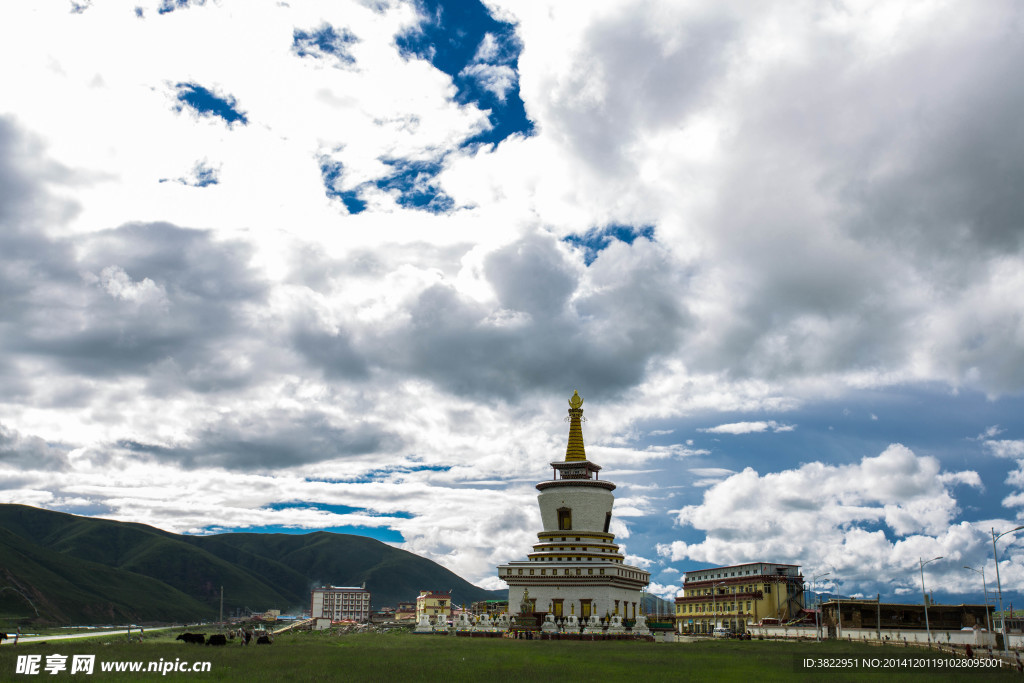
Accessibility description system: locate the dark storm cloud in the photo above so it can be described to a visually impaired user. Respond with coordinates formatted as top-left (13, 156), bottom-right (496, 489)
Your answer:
top-left (538, 4), bottom-right (737, 175)
top-left (0, 423), bottom-right (71, 470)
top-left (643, 5), bottom-right (1024, 393)
top-left (291, 325), bottom-right (368, 380)
top-left (838, 39), bottom-right (1024, 259)
top-left (119, 410), bottom-right (400, 471)
top-left (485, 232), bottom-right (576, 317)
top-left (3, 222), bottom-right (268, 389)
top-left (0, 122), bottom-right (272, 399)
top-left (361, 232), bottom-right (690, 401)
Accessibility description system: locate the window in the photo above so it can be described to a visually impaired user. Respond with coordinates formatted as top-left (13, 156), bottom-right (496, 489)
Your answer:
top-left (558, 508), bottom-right (572, 530)
top-left (604, 511), bottom-right (611, 533)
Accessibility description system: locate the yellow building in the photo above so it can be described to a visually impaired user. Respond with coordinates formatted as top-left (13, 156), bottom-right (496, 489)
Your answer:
top-left (415, 590), bottom-right (451, 623)
top-left (674, 562), bottom-right (804, 634)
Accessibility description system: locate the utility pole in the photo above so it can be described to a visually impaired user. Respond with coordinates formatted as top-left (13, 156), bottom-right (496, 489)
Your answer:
top-left (992, 526), bottom-right (1024, 653)
top-left (220, 586), bottom-right (224, 626)
top-left (919, 556), bottom-right (943, 646)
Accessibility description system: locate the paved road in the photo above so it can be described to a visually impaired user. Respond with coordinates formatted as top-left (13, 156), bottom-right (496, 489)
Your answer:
top-left (2, 626), bottom-right (177, 645)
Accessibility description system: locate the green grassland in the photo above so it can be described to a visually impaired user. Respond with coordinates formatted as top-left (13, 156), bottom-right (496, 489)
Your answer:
top-left (1, 630), bottom-right (1020, 682)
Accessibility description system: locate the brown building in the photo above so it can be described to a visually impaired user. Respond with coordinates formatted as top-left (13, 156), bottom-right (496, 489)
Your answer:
top-left (821, 599), bottom-right (992, 635)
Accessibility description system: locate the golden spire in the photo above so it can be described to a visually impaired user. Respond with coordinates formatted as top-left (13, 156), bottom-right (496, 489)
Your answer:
top-left (565, 390), bottom-right (586, 461)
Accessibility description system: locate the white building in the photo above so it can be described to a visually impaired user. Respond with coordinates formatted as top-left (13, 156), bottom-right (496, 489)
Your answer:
top-left (497, 391), bottom-right (650, 622)
top-left (310, 585), bottom-right (371, 622)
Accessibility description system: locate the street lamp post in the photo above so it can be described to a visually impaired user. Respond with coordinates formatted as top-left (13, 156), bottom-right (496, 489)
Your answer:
top-left (919, 556), bottom-right (943, 646)
top-left (965, 565), bottom-right (992, 632)
top-left (812, 572), bottom-right (830, 642)
top-left (992, 525), bottom-right (1024, 653)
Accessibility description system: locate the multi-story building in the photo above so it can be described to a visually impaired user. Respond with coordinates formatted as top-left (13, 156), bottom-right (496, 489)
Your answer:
top-left (416, 590), bottom-right (452, 623)
top-left (675, 563), bottom-right (804, 634)
top-left (395, 601), bottom-right (417, 621)
top-left (310, 585), bottom-right (372, 622)
top-left (497, 392), bottom-right (650, 622)
top-left (471, 599), bottom-right (508, 617)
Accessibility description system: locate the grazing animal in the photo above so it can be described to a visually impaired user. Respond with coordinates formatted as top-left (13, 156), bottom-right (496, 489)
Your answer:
top-left (256, 635), bottom-right (272, 645)
top-left (206, 634), bottom-right (227, 646)
top-left (0, 632), bottom-right (7, 643)
top-left (176, 633), bottom-right (205, 644)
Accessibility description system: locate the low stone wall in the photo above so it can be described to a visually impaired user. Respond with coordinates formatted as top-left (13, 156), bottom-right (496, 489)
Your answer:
top-left (749, 624), bottom-right (999, 648)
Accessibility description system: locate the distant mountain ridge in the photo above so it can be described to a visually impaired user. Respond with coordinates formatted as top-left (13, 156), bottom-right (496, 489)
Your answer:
top-left (0, 504), bottom-right (502, 625)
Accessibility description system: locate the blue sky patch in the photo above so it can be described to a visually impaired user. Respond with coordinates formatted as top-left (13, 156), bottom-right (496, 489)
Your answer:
top-left (396, 0), bottom-right (533, 147)
top-left (321, 154), bottom-right (456, 215)
top-left (305, 464), bottom-right (452, 485)
top-left (158, 0), bottom-right (193, 15)
top-left (264, 501), bottom-right (414, 519)
top-left (293, 24), bottom-right (359, 67)
top-left (159, 160), bottom-right (219, 187)
top-left (197, 523), bottom-right (405, 544)
top-left (564, 224), bottom-right (656, 265)
top-left (319, 157), bottom-right (366, 214)
top-left (375, 158), bottom-right (454, 213)
top-left (174, 82), bottom-right (248, 126)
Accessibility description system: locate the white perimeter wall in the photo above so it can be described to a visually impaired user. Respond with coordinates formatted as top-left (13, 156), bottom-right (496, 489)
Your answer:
top-left (749, 624), bottom-right (999, 647)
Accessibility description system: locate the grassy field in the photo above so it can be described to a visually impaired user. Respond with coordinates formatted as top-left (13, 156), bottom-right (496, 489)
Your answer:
top-left (1, 629), bottom-right (1020, 682)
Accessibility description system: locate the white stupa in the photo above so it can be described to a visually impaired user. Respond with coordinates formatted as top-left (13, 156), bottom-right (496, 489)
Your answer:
top-left (497, 391), bottom-right (650, 625)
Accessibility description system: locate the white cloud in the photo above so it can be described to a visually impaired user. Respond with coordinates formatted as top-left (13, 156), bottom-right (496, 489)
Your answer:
top-left (647, 582), bottom-right (681, 601)
top-left (976, 425), bottom-right (1005, 440)
top-left (459, 63), bottom-right (517, 101)
top-left (657, 444), bottom-right (992, 594)
top-left (986, 440), bottom-right (1024, 459)
top-left (699, 420), bottom-right (794, 435)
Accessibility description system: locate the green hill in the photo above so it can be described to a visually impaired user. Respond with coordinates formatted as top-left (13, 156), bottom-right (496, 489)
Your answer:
top-left (0, 504), bottom-right (502, 625)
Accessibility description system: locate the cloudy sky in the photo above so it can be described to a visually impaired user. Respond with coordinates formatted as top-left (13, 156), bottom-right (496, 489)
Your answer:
top-left (2, 0), bottom-right (1024, 607)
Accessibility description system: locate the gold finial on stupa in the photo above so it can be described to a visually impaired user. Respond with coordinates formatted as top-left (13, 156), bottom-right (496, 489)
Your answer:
top-left (569, 390), bottom-right (583, 409)
top-left (565, 390), bottom-right (586, 462)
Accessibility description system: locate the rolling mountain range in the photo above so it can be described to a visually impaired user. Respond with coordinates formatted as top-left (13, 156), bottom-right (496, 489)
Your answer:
top-left (0, 504), bottom-right (502, 625)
